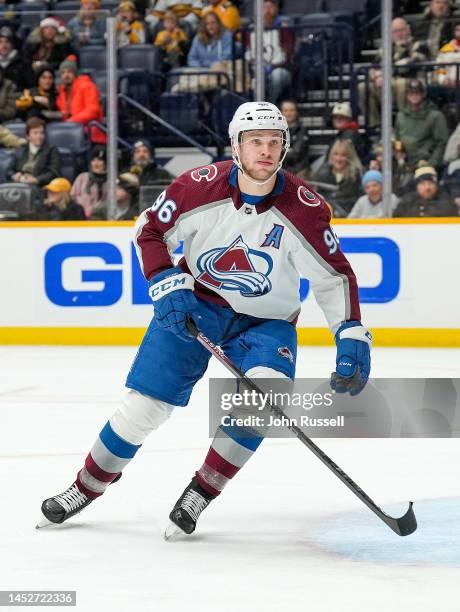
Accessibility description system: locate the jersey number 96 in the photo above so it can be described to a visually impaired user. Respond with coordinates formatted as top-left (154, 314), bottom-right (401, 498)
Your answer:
top-left (150, 190), bottom-right (177, 224)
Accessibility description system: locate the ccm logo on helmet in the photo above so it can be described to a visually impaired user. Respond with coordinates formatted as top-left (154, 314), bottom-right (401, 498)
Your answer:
top-left (297, 186), bottom-right (321, 207)
top-left (191, 165), bottom-right (218, 182)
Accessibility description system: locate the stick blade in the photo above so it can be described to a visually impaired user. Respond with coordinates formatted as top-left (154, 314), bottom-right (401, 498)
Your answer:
top-left (382, 501), bottom-right (417, 537)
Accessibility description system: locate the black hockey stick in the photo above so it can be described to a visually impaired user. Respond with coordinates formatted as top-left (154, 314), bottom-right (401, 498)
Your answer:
top-left (186, 319), bottom-right (417, 537)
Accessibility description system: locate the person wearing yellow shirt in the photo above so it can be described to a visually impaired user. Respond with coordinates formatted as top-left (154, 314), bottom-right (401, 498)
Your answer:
top-left (202, 0), bottom-right (240, 32)
top-left (116, 1), bottom-right (146, 47)
top-left (154, 10), bottom-right (188, 67)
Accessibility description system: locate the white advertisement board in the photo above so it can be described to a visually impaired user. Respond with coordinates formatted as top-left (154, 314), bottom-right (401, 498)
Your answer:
top-left (0, 220), bottom-right (459, 346)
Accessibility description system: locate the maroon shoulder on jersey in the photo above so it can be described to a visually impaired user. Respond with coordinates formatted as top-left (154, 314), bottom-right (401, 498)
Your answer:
top-left (135, 160), bottom-right (234, 281)
top-left (276, 171), bottom-right (361, 322)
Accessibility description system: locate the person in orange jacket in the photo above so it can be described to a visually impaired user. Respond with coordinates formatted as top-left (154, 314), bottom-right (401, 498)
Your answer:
top-left (55, 55), bottom-right (106, 144)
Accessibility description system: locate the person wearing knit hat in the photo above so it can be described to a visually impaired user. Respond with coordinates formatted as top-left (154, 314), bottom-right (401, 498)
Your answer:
top-left (348, 169), bottom-right (399, 218)
top-left (68, 0), bottom-right (106, 48)
top-left (394, 164), bottom-right (457, 217)
top-left (116, 0), bottom-right (145, 47)
top-left (71, 146), bottom-right (108, 217)
top-left (128, 139), bottom-right (174, 186)
top-left (89, 171), bottom-right (139, 220)
top-left (23, 16), bottom-right (74, 72)
top-left (55, 55), bottom-right (106, 144)
top-left (0, 26), bottom-right (34, 90)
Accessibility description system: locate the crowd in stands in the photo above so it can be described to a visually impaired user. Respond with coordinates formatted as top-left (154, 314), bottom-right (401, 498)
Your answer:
top-left (0, 0), bottom-right (459, 219)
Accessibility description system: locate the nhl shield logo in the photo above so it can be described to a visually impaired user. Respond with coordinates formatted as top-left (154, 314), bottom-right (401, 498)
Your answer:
top-left (197, 235), bottom-right (273, 297)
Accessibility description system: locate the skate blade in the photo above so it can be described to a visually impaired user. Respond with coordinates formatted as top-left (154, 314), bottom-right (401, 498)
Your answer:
top-left (35, 515), bottom-right (57, 529)
top-left (164, 520), bottom-right (187, 541)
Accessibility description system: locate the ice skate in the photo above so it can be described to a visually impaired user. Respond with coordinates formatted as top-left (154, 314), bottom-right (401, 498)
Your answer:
top-left (36, 482), bottom-right (93, 528)
top-left (164, 477), bottom-right (213, 540)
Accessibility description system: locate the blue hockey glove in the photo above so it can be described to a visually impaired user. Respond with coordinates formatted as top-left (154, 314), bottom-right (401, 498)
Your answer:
top-left (330, 320), bottom-right (372, 396)
top-left (148, 267), bottom-right (200, 342)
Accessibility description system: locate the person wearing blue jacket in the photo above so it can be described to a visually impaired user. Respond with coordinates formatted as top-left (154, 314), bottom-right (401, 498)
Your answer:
top-left (187, 12), bottom-right (233, 67)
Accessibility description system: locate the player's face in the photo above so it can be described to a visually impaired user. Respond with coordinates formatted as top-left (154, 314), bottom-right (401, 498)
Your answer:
top-left (237, 130), bottom-right (283, 181)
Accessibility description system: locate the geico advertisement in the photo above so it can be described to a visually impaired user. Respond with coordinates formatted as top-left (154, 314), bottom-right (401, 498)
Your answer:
top-left (0, 223), bottom-right (458, 329)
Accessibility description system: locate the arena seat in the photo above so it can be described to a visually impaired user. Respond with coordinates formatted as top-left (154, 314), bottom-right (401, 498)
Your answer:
top-left (3, 122), bottom-right (27, 139)
top-left (119, 45), bottom-right (160, 72)
top-left (79, 45), bottom-right (107, 72)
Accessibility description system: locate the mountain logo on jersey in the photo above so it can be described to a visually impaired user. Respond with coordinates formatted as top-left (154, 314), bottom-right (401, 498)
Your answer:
top-left (298, 185), bottom-right (321, 207)
top-left (191, 164), bottom-right (218, 182)
top-left (197, 236), bottom-right (273, 297)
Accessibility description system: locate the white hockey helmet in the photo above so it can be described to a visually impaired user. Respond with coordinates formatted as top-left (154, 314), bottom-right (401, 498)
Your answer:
top-left (228, 101), bottom-right (290, 184)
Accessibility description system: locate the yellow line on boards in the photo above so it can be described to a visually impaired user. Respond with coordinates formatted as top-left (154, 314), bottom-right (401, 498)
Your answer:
top-left (0, 218), bottom-right (459, 229)
top-left (0, 327), bottom-right (459, 347)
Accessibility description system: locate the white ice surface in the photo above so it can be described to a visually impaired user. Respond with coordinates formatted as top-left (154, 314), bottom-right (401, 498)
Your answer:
top-left (1, 346), bottom-right (459, 612)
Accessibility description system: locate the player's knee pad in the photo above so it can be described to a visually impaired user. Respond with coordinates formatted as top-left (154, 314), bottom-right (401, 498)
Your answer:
top-left (245, 366), bottom-right (289, 379)
top-left (110, 389), bottom-right (174, 445)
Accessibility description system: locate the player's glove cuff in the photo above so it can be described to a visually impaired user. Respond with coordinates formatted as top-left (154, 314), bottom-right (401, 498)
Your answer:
top-left (335, 321), bottom-right (372, 346)
top-left (148, 267), bottom-right (195, 302)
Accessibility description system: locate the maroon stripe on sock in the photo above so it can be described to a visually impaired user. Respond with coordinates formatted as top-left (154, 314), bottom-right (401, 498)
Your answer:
top-left (76, 473), bottom-right (103, 499)
top-left (205, 447), bottom-right (240, 479)
top-left (85, 453), bottom-right (120, 483)
top-left (195, 472), bottom-right (220, 497)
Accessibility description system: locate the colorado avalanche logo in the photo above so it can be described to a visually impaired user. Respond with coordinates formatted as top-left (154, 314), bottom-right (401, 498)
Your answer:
top-left (191, 164), bottom-right (218, 182)
top-left (197, 236), bottom-right (273, 297)
top-left (297, 185), bottom-right (321, 207)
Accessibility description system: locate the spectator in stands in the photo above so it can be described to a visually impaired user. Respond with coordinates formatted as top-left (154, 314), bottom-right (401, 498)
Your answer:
top-left (442, 123), bottom-right (460, 198)
top-left (23, 17), bottom-right (74, 72)
top-left (128, 139), bottom-right (174, 185)
top-left (431, 19), bottom-right (460, 116)
top-left (413, 0), bottom-right (456, 59)
top-left (55, 55), bottom-right (106, 144)
top-left (116, 1), bottom-right (146, 47)
top-left (326, 102), bottom-right (366, 162)
top-left (280, 99), bottom-right (309, 176)
top-left (146, 1), bottom-right (202, 36)
top-left (16, 65), bottom-right (59, 122)
top-left (348, 170), bottom-right (399, 218)
top-left (0, 124), bottom-right (25, 149)
top-left (444, 121), bottom-right (460, 163)
top-left (435, 21), bottom-right (460, 84)
top-left (187, 12), bottom-right (233, 68)
top-left (394, 165), bottom-right (457, 216)
top-left (154, 9), bottom-right (188, 70)
top-left (312, 139), bottom-right (363, 217)
top-left (369, 140), bottom-right (413, 196)
top-left (90, 171), bottom-right (139, 220)
top-left (246, 0), bottom-right (293, 104)
top-left (0, 26), bottom-right (34, 91)
top-left (68, 0), bottom-right (107, 48)
top-left (395, 78), bottom-right (449, 170)
top-left (36, 177), bottom-right (86, 220)
top-left (202, 0), bottom-right (240, 32)
top-left (358, 18), bottom-right (429, 127)
top-left (7, 118), bottom-right (61, 187)
top-left (71, 145), bottom-right (107, 218)
top-left (0, 65), bottom-right (17, 123)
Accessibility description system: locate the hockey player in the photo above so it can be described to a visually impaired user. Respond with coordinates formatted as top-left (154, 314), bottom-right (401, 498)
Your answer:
top-left (38, 102), bottom-right (371, 536)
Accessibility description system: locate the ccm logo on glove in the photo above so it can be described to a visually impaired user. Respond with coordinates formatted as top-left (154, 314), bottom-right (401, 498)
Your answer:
top-left (149, 273), bottom-right (195, 301)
